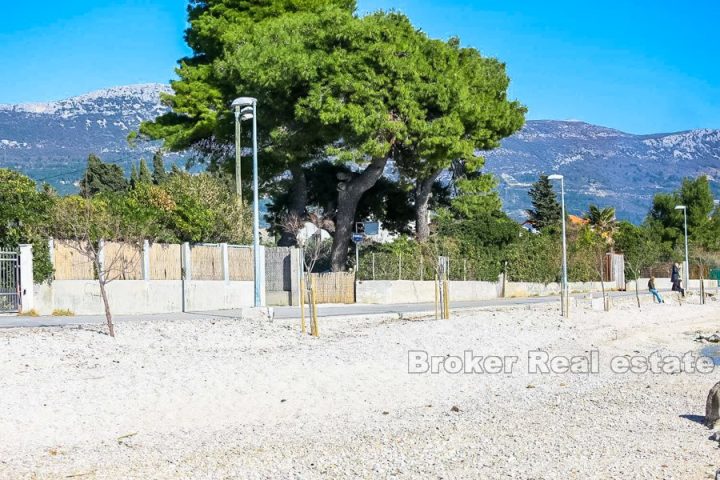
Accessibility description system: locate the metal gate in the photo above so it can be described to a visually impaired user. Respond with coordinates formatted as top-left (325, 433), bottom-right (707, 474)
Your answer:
top-left (0, 251), bottom-right (20, 313)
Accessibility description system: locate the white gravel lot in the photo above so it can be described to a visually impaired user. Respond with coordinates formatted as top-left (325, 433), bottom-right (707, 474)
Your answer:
top-left (1, 297), bottom-right (720, 479)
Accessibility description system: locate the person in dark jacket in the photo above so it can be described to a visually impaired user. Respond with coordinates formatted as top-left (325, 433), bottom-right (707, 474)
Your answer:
top-left (671, 263), bottom-right (685, 297)
top-left (648, 276), bottom-right (664, 303)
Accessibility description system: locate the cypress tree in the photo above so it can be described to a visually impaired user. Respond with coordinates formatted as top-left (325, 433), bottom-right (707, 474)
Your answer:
top-left (80, 154), bottom-right (128, 196)
top-left (526, 175), bottom-right (561, 230)
top-left (130, 163), bottom-right (139, 188)
top-left (152, 150), bottom-right (167, 184)
top-left (138, 158), bottom-right (152, 184)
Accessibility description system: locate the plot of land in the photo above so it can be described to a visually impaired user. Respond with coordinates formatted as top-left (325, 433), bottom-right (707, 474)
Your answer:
top-left (1, 299), bottom-right (719, 479)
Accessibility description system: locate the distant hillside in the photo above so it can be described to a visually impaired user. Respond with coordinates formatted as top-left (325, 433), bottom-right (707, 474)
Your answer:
top-left (0, 83), bottom-right (177, 194)
top-left (484, 120), bottom-right (720, 223)
top-left (1, 85), bottom-right (719, 222)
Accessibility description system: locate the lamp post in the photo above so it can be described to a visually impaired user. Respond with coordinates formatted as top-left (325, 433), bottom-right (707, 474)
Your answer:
top-left (232, 97), bottom-right (262, 307)
top-left (232, 105), bottom-right (253, 201)
top-left (674, 205), bottom-right (689, 287)
top-left (548, 174), bottom-right (568, 317)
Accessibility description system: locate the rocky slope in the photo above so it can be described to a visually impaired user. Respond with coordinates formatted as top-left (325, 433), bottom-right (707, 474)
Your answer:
top-left (485, 120), bottom-right (720, 222)
top-left (1, 85), bottom-right (719, 221)
top-left (0, 83), bottom-right (173, 193)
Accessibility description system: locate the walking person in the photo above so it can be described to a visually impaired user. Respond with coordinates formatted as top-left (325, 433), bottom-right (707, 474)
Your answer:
top-left (648, 276), bottom-right (664, 303)
top-left (671, 263), bottom-right (685, 297)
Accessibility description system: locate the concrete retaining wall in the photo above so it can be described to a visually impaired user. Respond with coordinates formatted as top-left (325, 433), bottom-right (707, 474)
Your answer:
top-left (354, 280), bottom-right (500, 304)
top-left (33, 280), bottom-right (253, 316)
top-left (356, 280), bottom-right (617, 305)
top-left (625, 277), bottom-right (719, 292)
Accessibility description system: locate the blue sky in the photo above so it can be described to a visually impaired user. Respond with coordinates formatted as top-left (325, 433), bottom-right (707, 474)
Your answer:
top-left (1, 0), bottom-right (718, 134)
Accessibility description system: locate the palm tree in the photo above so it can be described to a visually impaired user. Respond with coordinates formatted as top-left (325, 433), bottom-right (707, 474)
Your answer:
top-left (587, 205), bottom-right (618, 250)
top-left (586, 205), bottom-right (619, 309)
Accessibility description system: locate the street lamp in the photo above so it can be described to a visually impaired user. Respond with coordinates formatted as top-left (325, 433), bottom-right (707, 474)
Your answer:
top-left (232, 103), bottom-right (254, 200)
top-left (548, 174), bottom-right (568, 317)
top-left (232, 96), bottom-right (262, 307)
top-left (674, 205), bottom-right (689, 287)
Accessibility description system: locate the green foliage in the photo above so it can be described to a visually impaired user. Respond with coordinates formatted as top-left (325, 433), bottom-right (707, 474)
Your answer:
top-left (138, 158), bottom-right (152, 185)
top-left (614, 221), bottom-right (669, 280)
top-left (433, 210), bottom-right (523, 280)
top-left (527, 175), bottom-right (561, 231)
top-left (0, 169), bottom-right (54, 282)
top-left (586, 204), bottom-right (618, 248)
top-left (568, 225), bottom-right (605, 282)
top-left (79, 154), bottom-right (128, 196)
top-left (450, 173), bottom-right (503, 219)
top-left (51, 171), bottom-right (251, 246)
top-left (647, 176), bottom-right (716, 249)
top-left (130, 164), bottom-right (138, 188)
top-left (152, 151), bottom-right (167, 184)
top-left (505, 232), bottom-right (562, 283)
top-left (162, 172), bottom-right (251, 243)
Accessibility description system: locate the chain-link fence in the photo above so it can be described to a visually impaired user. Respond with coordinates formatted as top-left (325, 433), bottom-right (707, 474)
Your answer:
top-left (357, 251), bottom-right (503, 281)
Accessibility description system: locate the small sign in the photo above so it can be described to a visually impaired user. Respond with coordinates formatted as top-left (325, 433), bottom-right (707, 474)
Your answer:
top-left (352, 234), bottom-right (364, 243)
top-left (363, 222), bottom-right (380, 236)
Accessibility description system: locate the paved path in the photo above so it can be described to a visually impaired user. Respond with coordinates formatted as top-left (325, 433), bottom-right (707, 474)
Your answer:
top-left (0, 290), bottom-right (649, 329)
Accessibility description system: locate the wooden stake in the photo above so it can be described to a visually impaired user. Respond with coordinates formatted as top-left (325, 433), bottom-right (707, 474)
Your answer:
top-left (300, 273), bottom-right (306, 334)
top-left (310, 275), bottom-right (319, 337)
top-left (443, 280), bottom-right (450, 319)
top-left (434, 274), bottom-right (439, 320)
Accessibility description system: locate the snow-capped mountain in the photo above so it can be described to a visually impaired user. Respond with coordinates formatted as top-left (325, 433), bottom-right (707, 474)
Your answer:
top-left (1, 84), bottom-right (719, 222)
top-left (484, 120), bottom-right (720, 223)
top-left (0, 83), bottom-right (173, 193)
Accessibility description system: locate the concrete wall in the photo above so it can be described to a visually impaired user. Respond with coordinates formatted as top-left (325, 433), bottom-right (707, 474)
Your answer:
top-left (505, 281), bottom-right (616, 298)
top-left (356, 280), bottom-right (616, 305)
top-left (625, 277), bottom-right (719, 292)
top-left (33, 280), bottom-right (253, 316)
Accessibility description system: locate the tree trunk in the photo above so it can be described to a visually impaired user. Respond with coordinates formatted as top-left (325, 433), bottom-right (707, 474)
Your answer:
top-left (599, 257), bottom-right (608, 311)
top-left (635, 276), bottom-right (640, 309)
top-left (330, 156), bottom-right (389, 271)
top-left (415, 170), bottom-right (441, 242)
top-left (278, 164), bottom-right (308, 247)
top-left (98, 280), bottom-right (115, 337)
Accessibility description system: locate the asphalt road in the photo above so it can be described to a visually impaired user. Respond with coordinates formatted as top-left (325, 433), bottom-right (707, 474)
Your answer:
top-left (0, 290), bottom-right (645, 329)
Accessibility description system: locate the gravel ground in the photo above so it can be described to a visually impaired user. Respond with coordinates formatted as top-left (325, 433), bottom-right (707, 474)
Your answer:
top-left (1, 297), bottom-right (719, 479)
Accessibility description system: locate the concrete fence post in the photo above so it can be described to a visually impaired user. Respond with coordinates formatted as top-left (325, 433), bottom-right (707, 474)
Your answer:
top-left (142, 240), bottom-right (151, 281)
top-left (18, 244), bottom-right (34, 312)
top-left (182, 242), bottom-right (192, 281)
top-left (181, 242), bottom-right (191, 313)
top-left (220, 243), bottom-right (229, 283)
top-left (257, 245), bottom-right (267, 307)
top-left (290, 248), bottom-right (301, 306)
top-left (48, 237), bottom-right (55, 270)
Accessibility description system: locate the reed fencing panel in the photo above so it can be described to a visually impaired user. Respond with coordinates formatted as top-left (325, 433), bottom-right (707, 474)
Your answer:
top-left (149, 243), bottom-right (182, 280)
top-left (191, 244), bottom-right (223, 280)
top-left (53, 241), bottom-right (95, 280)
top-left (103, 242), bottom-right (143, 280)
top-left (228, 246), bottom-right (253, 281)
top-left (309, 272), bottom-right (355, 304)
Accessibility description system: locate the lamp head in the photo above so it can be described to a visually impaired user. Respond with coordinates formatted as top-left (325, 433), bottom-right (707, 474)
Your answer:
top-left (231, 97), bottom-right (257, 109)
top-left (547, 174), bottom-right (563, 180)
top-left (239, 106), bottom-right (253, 120)
top-left (674, 205), bottom-right (686, 210)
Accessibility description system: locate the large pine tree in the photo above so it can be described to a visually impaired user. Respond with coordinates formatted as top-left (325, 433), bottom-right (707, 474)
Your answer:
top-left (526, 175), bottom-right (561, 230)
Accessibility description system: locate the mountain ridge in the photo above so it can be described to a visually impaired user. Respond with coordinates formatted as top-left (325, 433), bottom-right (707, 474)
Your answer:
top-left (1, 84), bottom-right (719, 222)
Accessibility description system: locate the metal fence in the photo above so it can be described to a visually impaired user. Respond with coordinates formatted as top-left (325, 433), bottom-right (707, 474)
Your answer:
top-left (357, 252), bottom-right (497, 281)
top-left (0, 251), bottom-right (19, 313)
